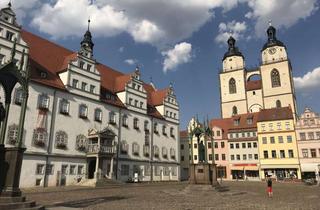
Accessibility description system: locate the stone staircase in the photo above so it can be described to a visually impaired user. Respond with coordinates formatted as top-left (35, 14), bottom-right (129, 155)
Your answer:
top-left (0, 196), bottom-right (44, 210)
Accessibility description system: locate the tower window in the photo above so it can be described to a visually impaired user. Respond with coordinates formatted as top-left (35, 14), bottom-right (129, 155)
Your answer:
top-left (229, 78), bottom-right (236, 94)
top-left (232, 106), bottom-right (238, 115)
top-left (6, 31), bottom-right (14, 41)
top-left (276, 100), bottom-right (281, 108)
top-left (271, 69), bottom-right (281, 87)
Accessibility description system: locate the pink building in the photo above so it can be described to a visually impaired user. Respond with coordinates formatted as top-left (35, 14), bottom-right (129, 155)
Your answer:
top-left (210, 119), bottom-right (230, 179)
top-left (296, 108), bottom-right (320, 180)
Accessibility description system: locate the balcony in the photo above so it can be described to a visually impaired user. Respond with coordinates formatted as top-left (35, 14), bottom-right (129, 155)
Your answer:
top-left (87, 144), bottom-right (116, 155)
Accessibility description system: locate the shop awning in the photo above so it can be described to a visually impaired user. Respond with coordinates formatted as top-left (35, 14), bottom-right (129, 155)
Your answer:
top-left (300, 164), bottom-right (320, 172)
top-left (260, 164), bottom-right (300, 169)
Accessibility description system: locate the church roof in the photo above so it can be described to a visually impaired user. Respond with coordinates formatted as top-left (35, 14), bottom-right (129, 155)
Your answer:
top-left (21, 29), bottom-right (168, 118)
top-left (246, 80), bottom-right (262, 91)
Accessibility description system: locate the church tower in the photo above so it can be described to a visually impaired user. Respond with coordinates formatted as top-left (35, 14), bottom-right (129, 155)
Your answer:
top-left (260, 24), bottom-right (297, 118)
top-left (219, 36), bottom-right (247, 118)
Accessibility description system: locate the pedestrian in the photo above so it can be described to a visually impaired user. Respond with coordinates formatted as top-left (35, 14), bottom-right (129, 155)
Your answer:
top-left (267, 176), bottom-right (273, 198)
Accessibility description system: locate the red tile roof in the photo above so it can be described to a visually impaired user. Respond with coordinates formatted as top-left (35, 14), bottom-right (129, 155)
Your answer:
top-left (210, 118), bottom-right (231, 139)
top-left (246, 80), bottom-right (262, 91)
top-left (21, 29), bottom-right (170, 117)
top-left (228, 112), bottom-right (259, 131)
top-left (180, 130), bottom-right (188, 138)
top-left (257, 107), bottom-right (293, 122)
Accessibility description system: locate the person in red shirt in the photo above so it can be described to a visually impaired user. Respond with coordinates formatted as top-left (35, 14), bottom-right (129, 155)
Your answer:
top-left (267, 176), bottom-right (273, 198)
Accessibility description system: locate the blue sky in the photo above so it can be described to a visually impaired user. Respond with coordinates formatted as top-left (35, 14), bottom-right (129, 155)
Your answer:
top-left (2, 0), bottom-right (320, 129)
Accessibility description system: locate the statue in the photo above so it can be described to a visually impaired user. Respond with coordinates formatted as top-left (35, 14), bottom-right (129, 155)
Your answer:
top-left (198, 140), bottom-right (205, 162)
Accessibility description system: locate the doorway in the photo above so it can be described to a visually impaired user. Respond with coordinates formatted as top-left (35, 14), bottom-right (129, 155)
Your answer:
top-left (88, 159), bottom-right (96, 179)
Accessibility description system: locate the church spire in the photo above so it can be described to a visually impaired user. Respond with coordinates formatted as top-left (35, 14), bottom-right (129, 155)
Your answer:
top-left (223, 36), bottom-right (244, 60)
top-left (262, 21), bottom-right (285, 51)
top-left (80, 18), bottom-right (94, 55)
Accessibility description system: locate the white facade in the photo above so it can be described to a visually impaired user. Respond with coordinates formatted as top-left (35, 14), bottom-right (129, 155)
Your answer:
top-left (0, 4), bottom-right (180, 188)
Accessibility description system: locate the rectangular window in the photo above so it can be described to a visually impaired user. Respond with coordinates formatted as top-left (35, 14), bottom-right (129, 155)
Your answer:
top-left (87, 64), bottom-right (92, 71)
top-left (235, 143), bottom-right (239, 149)
top-left (253, 142), bottom-right (257, 148)
top-left (263, 151), bottom-right (268, 159)
top-left (242, 132), bottom-right (245, 138)
top-left (77, 165), bottom-right (84, 175)
top-left (247, 118), bottom-right (253, 125)
top-left (285, 122), bottom-right (290, 130)
top-left (261, 124), bottom-right (266, 131)
top-left (214, 142), bottom-right (218, 148)
top-left (208, 154), bottom-right (212, 160)
top-left (6, 31), bottom-right (14, 41)
top-left (61, 165), bottom-right (68, 175)
top-left (262, 137), bottom-right (267, 144)
top-left (79, 61), bottom-right (85, 69)
top-left (140, 102), bottom-right (143, 108)
top-left (316, 132), bottom-right (320, 140)
top-left (46, 164), bottom-right (54, 175)
top-left (271, 150), bottom-right (276, 158)
top-left (278, 136), bottom-right (284, 143)
top-left (311, 149), bottom-right (317, 158)
top-left (194, 143), bottom-right (197, 149)
top-left (288, 150), bottom-right (294, 158)
top-left (269, 123), bottom-right (273, 131)
top-left (280, 150), bottom-right (285, 158)
top-left (248, 154), bottom-right (253, 160)
top-left (194, 155), bottom-right (197, 160)
top-left (231, 155), bottom-right (234, 160)
top-left (277, 122), bottom-right (281, 130)
top-left (70, 165), bottom-right (76, 175)
top-left (72, 79), bottom-right (78, 88)
top-left (180, 144), bottom-right (184, 150)
top-left (270, 137), bottom-right (275, 144)
top-left (302, 149), bottom-right (308, 158)
top-left (129, 98), bottom-right (133, 105)
top-left (248, 142), bottom-right (252, 148)
top-left (81, 82), bottom-right (87, 91)
top-left (242, 143), bottom-right (246, 148)
top-left (234, 119), bottom-right (240, 126)
top-left (208, 142), bottom-right (212, 149)
top-left (36, 164), bottom-right (45, 175)
top-left (254, 154), bottom-right (258, 160)
top-left (222, 154), bottom-right (226, 160)
top-left (90, 85), bottom-right (95, 93)
top-left (217, 131), bottom-right (221, 136)
top-left (287, 135), bottom-right (293, 143)
top-left (230, 143), bottom-right (234, 149)
top-left (181, 156), bottom-right (184, 161)
top-left (221, 142), bottom-right (225, 148)
top-left (121, 165), bottom-right (129, 176)
top-left (243, 154), bottom-right (247, 160)
top-left (300, 132), bottom-right (306, 140)
top-left (215, 154), bottom-right (219, 161)
top-left (236, 154), bottom-right (240, 160)
top-left (308, 132), bottom-right (315, 140)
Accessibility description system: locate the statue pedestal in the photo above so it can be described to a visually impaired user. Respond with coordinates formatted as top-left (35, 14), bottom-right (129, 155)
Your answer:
top-left (189, 163), bottom-right (212, 185)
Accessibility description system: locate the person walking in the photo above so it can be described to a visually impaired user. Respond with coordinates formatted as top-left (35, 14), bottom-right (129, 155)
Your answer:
top-left (267, 176), bottom-right (273, 198)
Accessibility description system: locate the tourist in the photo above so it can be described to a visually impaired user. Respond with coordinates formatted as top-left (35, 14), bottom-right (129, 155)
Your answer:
top-left (267, 176), bottom-right (273, 198)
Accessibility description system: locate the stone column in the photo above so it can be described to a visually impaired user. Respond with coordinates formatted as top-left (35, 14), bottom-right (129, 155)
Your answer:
top-left (95, 156), bottom-right (100, 179)
top-left (109, 157), bottom-right (114, 179)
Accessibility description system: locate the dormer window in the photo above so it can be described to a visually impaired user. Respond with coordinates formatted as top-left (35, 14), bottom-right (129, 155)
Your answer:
top-left (38, 94), bottom-right (49, 110)
top-left (79, 61), bottom-right (85, 69)
top-left (6, 31), bottom-right (14, 41)
top-left (40, 72), bottom-right (47, 79)
top-left (234, 119), bottom-right (240, 126)
top-left (60, 99), bottom-right (70, 115)
top-left (247, 117), bottom-right (253, 125)
top-left (87, 64), bottom-right (91, 71)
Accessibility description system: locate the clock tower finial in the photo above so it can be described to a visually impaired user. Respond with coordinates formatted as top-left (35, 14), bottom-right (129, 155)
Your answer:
top-left (80, 18), bottom-right (94, 57)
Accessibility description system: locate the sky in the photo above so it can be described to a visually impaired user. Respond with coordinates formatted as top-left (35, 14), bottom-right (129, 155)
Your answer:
top-left (2, 0), bottom-right (320, 129)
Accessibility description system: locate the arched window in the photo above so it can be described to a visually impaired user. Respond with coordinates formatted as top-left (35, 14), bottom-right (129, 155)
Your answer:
top-left (276, 100), bottom-right (281, 108)
top-left (229, 78), bottom-right (236, 94)
top-left (271, 69), bottom-right (281, 87)
top-left (232, 106), bottom-right (238, 115)
top-left (33, 128), bottom-right (48, 147)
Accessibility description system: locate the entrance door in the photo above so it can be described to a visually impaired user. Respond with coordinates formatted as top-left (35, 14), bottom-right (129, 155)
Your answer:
top-left (88, 159), bottom-right (96, 179)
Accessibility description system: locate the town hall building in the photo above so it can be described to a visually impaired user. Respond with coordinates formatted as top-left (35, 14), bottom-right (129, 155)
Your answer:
top-left (0, 3), bottom-right (180, 188)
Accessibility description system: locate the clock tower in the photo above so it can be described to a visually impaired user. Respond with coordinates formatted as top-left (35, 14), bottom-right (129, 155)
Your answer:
top-left (260, 24), bottom-right (297, 119)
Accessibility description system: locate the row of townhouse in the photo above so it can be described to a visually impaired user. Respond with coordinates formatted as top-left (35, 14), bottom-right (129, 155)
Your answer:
top-left (0, 4), bottom-right (180, 188)
top-left (182, 107), bottom-right (320, 181)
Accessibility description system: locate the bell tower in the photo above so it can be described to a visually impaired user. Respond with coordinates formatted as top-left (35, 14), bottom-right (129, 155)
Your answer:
top-left (219, 36), bottom-right (247, 118)
top-left (79, 19), bottom-right (94, 59)
top-left (260, 23), bottom-right (297, 118)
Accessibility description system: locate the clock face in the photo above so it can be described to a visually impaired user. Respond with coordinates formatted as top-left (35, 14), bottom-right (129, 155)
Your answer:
top-left (268, 47), bottom-right (276, 55)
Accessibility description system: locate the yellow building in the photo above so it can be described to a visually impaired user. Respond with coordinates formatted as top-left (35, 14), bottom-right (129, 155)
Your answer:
top-left (257, 107), bottom-right (301, 180)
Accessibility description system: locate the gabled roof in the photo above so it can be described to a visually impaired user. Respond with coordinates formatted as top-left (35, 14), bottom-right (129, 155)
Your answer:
top-left (228, 112), bottom-right (259, 131)
top-left (257, 107), bottom-right (293, 122)
top-left (210, 118), bottom-right (231, 139)
top-left (21, 29), bottom-right (171, 118)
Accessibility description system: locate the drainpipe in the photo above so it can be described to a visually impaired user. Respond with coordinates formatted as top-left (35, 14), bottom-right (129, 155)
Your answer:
top-left (44, 90), bottom-right (57, 187)
top-left (115, 108), bottom-right (121, 180)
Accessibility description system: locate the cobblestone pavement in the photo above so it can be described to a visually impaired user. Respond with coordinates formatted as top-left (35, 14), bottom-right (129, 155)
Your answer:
top-left (22, 181), bottom-right (320, 210)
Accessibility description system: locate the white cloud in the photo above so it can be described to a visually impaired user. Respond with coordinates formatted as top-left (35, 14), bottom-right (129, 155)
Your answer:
top-left (0, 0), bottom-right (40, 23)
top-left (27, 0), bottom-right (240, 47)
top-left (244, 0), bottom-right (318, 36)
top-left (118, 46), bottom-right (124, 53)
top-left (215, 21), bottom-right (247, 44)
top-left (294, 67), bottom-right (320, 90)
top-left (124, 59), bottom-right (138, 65)
top-left (162, 42), bottom-right (192, 73)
